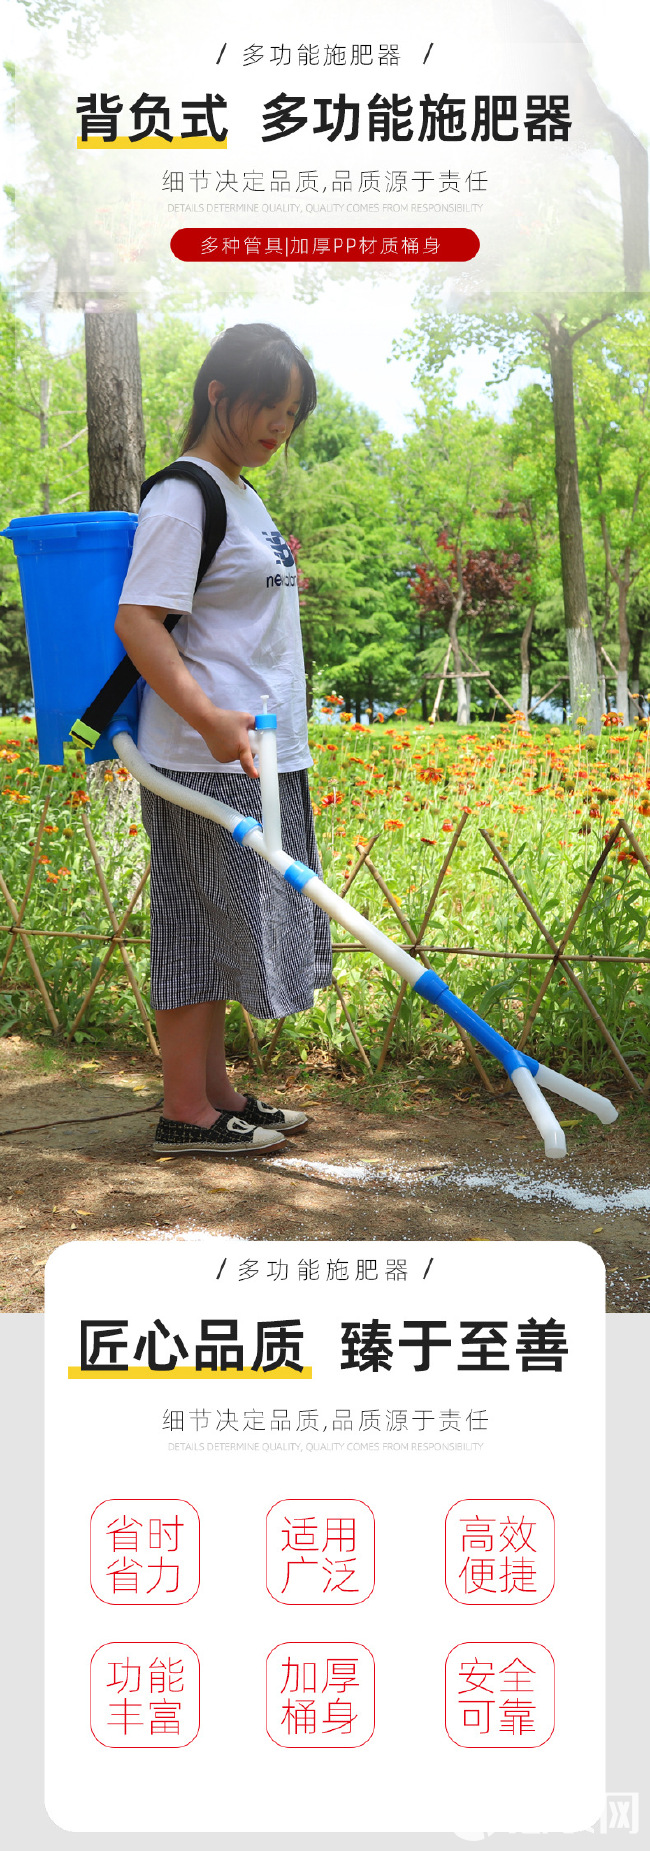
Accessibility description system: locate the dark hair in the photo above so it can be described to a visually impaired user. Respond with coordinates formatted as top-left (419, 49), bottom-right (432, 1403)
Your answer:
top-left (180, 322), bottom-right (317, 453)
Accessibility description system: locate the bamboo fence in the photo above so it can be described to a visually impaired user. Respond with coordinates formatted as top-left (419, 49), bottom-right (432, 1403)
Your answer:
top-left (1, 798), bottom-right (650, 1094)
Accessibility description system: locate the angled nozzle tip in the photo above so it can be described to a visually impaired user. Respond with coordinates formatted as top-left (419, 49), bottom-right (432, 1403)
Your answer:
top-left (544, 1129), bottom-right (567, 1160)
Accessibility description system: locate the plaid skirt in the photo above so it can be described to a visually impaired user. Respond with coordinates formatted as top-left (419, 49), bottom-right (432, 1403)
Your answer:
top-left (140, 766), bottom-right (333, 1016)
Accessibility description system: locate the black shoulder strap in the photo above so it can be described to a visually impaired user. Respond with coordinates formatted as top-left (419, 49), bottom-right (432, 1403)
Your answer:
top-left (70, 462), bottom-right (228, 750)
top-left (140, 460), bottom-right (227, 588)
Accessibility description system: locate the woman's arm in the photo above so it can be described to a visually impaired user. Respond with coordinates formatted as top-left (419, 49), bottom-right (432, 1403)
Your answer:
top-left (115, 603), bottom-right (258, 777)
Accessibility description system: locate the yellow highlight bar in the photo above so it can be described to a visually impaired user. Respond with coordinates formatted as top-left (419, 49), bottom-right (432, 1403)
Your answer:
top-left (68, 1365), bottom-right (311, 1380)
top-left (77, 136), bottom-right (227, 151)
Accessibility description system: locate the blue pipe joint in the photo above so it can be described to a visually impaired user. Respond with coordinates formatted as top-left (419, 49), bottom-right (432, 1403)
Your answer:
top-left (106, 696), bottom-right (139, 745)
top-left (85, 686), bottom-right (141, 763)
top-left (284, 861), bottom-right (317, 892)
top-left (413, 969), bottom-right (539, 1078)
top-left (254, 712), bottom-right (277, 730)
top-left (232, 816), bottom-right (263, 843)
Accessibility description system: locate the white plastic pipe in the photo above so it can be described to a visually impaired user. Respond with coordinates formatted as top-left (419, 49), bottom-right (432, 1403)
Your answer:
top-left (114, 737), bottom-right (251, 835)
top-left (510, 1066), bottom-right (567, 1160)
top-left (113, 730), bottom-right (616, 1157)
top-left (255, 724), bottom-right (283, 856)
top-left (533, 1064), bottom-right (618, 1125)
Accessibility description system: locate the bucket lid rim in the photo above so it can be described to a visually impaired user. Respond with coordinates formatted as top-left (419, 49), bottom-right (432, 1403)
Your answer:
top-left (2, 511), bottom-right (138, 534)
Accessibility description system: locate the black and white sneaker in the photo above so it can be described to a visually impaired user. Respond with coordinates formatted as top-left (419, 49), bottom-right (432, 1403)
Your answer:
top-left (153, 1112), bottom-right (285, 1156)
top-left (237, 1092), bottom-right (309, 1133)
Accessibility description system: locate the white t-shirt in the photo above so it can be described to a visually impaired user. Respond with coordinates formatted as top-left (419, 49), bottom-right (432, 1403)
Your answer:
top-left (117, 456), bottom-right (312, 773)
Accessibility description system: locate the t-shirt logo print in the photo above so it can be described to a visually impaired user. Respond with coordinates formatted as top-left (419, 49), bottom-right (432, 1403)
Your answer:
top-left (262, 528), bottom-right (295, 569)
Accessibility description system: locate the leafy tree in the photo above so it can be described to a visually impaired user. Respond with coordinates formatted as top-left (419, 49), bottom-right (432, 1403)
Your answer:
top-left (16, 0), bottom-right (133, 41)
top-left (488, 0), bottom-right (648, 291)
top-left (391, 382), bottom-right (507, 721)
top-left (398, 289), bottom-right (627, 731)
top-left (410, 541), bottom-right (526, 719)
top-left (0, 599), bottom-right (32, 712)
top-left (289, 372), bottom-right (383, 466)
top-left (138, 312), bottom-right (217, 474)
top-left (494, 382), bottom-right (563, 720)
top-left (575, 309), bottom-right (650, 718)
top-left (0, 291), bottom-right (89, 708)
top-left (394, 92), bottom-right (641, 736)
top-left (265, 398), bottom-right (411, 717)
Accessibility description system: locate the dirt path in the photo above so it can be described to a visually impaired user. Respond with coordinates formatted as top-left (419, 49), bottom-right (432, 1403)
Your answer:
top-left (1, 1037), bottom-right (648, 1312)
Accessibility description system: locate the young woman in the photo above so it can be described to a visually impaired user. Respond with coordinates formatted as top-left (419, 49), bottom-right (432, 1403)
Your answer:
top-left (115, 322), bottom-right (332, 1155)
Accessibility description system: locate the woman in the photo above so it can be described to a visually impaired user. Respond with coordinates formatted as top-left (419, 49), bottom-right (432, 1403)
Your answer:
top-left (115, 322), bottom-right (332, 1155)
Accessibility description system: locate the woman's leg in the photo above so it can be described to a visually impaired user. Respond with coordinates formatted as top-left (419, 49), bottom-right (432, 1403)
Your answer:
top-left (156, 1000), bottom-right (249, 1125)
top-left (205, 1000), bottom-right (247, 1114)
top-left (155, 1002), bottom-right (222, 1128)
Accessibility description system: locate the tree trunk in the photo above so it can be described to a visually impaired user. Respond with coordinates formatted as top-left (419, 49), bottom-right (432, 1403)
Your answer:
top-left (84, 306), bottom-right (145, 511)
top-left (430, 639), bottom-right (452, 723)
top-left (518, 603), bottom-right (535, 728)
top-left (505, 5), bottom-right (648, 291)
top-left (416, 616), bottom-right (428, 721)
top-left (631, 619), bottom-right (645, 685)
top-left (455, 679), bottom-right (469, 724)
top-left (39, 375), bottom-right (51, 513)
top-left (303, 627), bottom-right (314, 718)
top-left (449, 615), bottom-right (469, 722)
top-left (615, 556), bottom-right (633, 722)
top-left (607, 113), bottom-right (649, 292)
top-left (448, 558), bottom-right (468, 724)
top-left (38, 311), bottom-right (51, 515)
top-left (547, 318), bottom-right (601, 734)
top-left (629, 618), bottom-right (645, 718)
top-left (594, 591), bottom-right (609, 714)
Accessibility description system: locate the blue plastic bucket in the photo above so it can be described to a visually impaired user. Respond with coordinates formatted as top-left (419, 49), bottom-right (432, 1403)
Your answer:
top-left (2, 511), bottom-right (138, 763)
